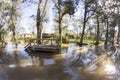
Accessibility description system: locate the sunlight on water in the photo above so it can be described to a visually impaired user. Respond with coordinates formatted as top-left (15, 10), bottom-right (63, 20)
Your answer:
top-left (1, 42), bottom-right (120, 80)
top-left (104, 64), bottom-right (116, 74)
top-left (97, 54), bottom-right (116, 75)
top-left (44, 59), bottom-right (55, 66)
top-left (20, 59), bottom-right (33, 67)
top-left (5, 42), bottom-right (13, 53)
top-left (9, 64), bottom-right (16, 68)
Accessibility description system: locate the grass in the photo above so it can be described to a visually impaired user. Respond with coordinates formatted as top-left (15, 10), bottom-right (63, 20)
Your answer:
top-left (68, 39), bottom-right (104, 44)
top-left (83, 39), bottom-right (104, 44)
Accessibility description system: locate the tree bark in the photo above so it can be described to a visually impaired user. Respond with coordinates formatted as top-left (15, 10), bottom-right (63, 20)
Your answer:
top-left (36, 0), bottom-right (41, 44)
top-left (0, 25), bottom-right (3, 41)
top-left (104, 18), bottom-right (109, 45)
top-left (36, 0), bottom-right (48, 44)
top-left (117, 20), bottom-right (120, 44)
top-left (58, 12), bottom-right (62, 48)
top-left (11, 1), bottom-right (16, 42)
top-left (95, 16), bottom-right (100, 45)
top-left (79, 5), bottom-right (87, 47)
top-left (12, 25), bottom-right (16, 42)
top-left (117, 7), bottom-right (120, 44)
top-left (0, 28), bottom-right (2, 41)
top-left (58, 0), bottom-right (62, 48)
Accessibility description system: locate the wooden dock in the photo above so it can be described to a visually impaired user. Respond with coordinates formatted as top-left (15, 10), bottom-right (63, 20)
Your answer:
top-left (24, 38), bottom-right (61, 52)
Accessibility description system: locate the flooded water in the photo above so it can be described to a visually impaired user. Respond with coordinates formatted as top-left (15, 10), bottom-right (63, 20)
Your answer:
top-left (0, 42), bottom-right (120, 80)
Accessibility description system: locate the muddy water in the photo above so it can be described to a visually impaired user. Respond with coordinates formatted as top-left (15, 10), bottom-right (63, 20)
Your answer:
top-left (0, 42), bottom-right (120, 80)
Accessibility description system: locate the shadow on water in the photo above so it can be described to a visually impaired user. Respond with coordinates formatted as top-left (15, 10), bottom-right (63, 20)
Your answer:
top-left (0, 42), bottom-right (120, 80)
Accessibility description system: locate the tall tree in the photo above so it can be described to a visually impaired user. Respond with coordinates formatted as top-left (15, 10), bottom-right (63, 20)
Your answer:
top-left (0, 2), bottom-right (11, 42)
top-left (102, 0), bottom-right (120, 45)
top-left (79, 0), bottom-right (96, 46)
top-left (36, 0), bottom-right (49, 44)
top-left (116, 3), bottom-right (120, 44)
top-left (94, 1), bottom-right (101, 45)
top-left (9, 0), bottom-right (20, 42)
top-left (53, 0), bottom-right (78, 47)
top-left (117, 16), bottom-right (120, 44)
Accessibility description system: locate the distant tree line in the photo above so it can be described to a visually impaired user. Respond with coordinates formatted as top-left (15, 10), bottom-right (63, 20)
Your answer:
top-left (0, 0), bottom-right (120, 47)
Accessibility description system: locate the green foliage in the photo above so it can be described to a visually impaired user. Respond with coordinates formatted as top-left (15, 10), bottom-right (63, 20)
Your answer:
top-left (62, 35), bottom-right (67, 43)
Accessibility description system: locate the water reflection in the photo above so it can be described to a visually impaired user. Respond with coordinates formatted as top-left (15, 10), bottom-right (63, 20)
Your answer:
top-left (0, 42), bottom-right (120, 80)
top-left (62, 43), bottom-right (120, 80)
top-left (96, 54), bottom-right (116, 75)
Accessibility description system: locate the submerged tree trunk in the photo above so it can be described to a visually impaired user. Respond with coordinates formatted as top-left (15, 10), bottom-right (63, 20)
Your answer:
top-left (79, 6), bottom-right (87, 47)
top-left (95, 16), bottom-right (100, 45)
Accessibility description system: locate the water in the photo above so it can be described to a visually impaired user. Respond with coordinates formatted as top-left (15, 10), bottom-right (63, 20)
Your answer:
top-left (0, 42), bottom-right (120, 80)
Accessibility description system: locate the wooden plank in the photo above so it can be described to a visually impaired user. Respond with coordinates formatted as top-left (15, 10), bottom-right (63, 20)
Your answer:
top-left (31, 45), bottom-right (60, 52)
top-left (25, 38), bottom-right (60, 52)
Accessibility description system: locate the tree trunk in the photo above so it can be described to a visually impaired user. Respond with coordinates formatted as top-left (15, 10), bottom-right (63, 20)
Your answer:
top-left (111, 18), bottom-right (116, 45)
top-left (12, 25), bottom-right (16, 42)
top-left (0, 33), bottom-right (2, 41)
top-left (104, 18), bottom-right (109, 45)
top-left (117, 21), bottom-right (120, 44)
top-left (0, 27), bottom-right (2, 41)
top-left (59, 17), bottom-right (62, 48)
top-left (58, 0), bottom-right (62, 48)
top-left (95, 16), bottom-right (100, 45)
top-left (11, 4), bottom-right (16, 43)
top-left (117, 7), bottom-right (120, 44)
top-left (36, 0), bottom-right (41, 44)
top-left (40, 0), bottom-right (48, 41)
top-left (79, 6), bottom-right (87, 47)
top-left (36, 0), bottom-right (48, 44)
top-left (40, 25), bottom-right (43, 40)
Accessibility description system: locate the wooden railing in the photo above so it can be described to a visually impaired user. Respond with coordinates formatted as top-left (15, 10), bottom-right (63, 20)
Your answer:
top-left (25, 38), bottom-right (60, 47)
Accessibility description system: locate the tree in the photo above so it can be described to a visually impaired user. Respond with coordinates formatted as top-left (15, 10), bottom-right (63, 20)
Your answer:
top-left (53, 0), bottom-right (78, 47)
top-left (0, 2), bottom-right (6, 42)
top-left (72, 17), bottom-right (81, 39)
top-left (117, 15), bottom-right (120, 44)
top-left (36, 0), bottom-right (49, 44)
top-left (101, 0), bottom-right (120, 45)
top-left (0, 2), bottom-right (11, 42)
top-left (79, 0), bottom-right (96, 46)
top-left (9, 0), bottom-right (20, 43)
top-left (116, 3), bottom-right (120, 44)
top-left (94, 1), bottom-right (103, 45)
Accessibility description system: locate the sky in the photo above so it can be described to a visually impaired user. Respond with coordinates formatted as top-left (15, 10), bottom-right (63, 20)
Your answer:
top-left (0, 0), bottom-right (83, 35)
top-left (1, 0), bottom-right (119, 35)
top-left (19, 0), bottom-right (55, 34)
top-left (18, 0), bottom-right (84, 34)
